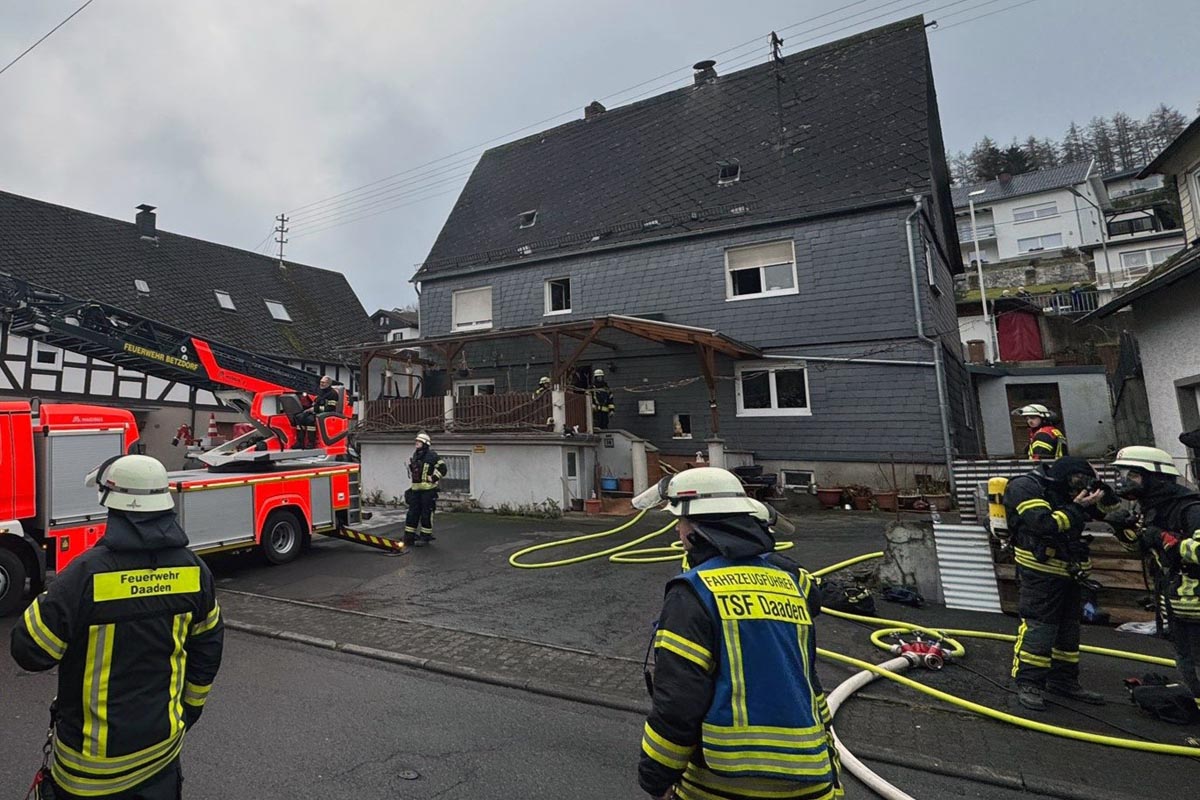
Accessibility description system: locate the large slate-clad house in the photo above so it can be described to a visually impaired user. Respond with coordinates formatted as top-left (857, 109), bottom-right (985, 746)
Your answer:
top-left (0, 191), bottom-right (376, 466)
top-left (404, 17), bottom-right (975, 488)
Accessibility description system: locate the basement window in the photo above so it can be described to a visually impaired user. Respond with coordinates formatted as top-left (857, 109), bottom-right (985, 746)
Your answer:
top-left (781, 470), bottom-right (814, 489)
top-left (439, 454), bottom-right (471, 494)
top-left (717, 160), bottom-right (741, 185)
top-left (134, 279), bottom-right (150, 294)
top-left (518, 210), bottom-right (537, 229)
top-left (215, 290), bottom-right (236, 311)
top-left (264, 299), bottom-right (292, 322)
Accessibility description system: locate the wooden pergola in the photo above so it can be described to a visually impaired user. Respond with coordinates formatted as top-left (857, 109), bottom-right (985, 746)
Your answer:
top-left (345, 315), bottom-right (761, 434)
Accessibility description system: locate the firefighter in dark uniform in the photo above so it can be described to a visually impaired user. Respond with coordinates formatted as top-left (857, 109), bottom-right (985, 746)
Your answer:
top-left (404, 432), bottom-right (447, 547)
top-left (591, 368), bottom-right (615, 430)
top-left (10, 455), bottom-right (223, 799)
top-left (296, 376), bottom-right (341, 448)
top-left (633, 468), bottom-right (840, 800)
top-left (1014, 403), bottom-right (1067, 461)
top-left (1106, 446), bottom-right (1200, 713)
top-left (533, 376), bottom-right (551, 400)
top-left (1004, 456), bottom-right (1116, 710)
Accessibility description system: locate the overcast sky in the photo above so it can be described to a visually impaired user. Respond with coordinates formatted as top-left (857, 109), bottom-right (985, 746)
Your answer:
top-left (2, 0), bottom-right (1197, 312)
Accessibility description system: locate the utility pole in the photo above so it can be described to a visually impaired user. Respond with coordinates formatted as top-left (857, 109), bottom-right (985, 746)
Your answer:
top-left (770, 32), bottom-right (786, 157)
top-left (274, 213), bottom-right (289, 267)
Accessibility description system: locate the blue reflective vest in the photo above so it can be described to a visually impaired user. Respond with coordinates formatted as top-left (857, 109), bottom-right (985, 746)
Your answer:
top-left (673, 554), bottom-right (834, 784)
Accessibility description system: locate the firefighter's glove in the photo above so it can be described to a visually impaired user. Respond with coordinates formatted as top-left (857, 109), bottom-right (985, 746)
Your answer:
top-left (1105, 508), bottom-right (1136, 531)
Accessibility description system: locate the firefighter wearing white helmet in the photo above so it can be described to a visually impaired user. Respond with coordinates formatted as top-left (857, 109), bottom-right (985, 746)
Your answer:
top-left (1106, 446), bottom-right (1200, 707)
top-left (591, 369), bottom-right (614, 429)
top-left (534, 376), bottom-right (552, 400)
top-left (11, 454), bottom-right (223, 797)
top-left (635, 467), bottom-right (837, 800)
top-left (404, 432), bottom-right (447, 547)
top-left (1013, 403), bottom-right (1068, 460)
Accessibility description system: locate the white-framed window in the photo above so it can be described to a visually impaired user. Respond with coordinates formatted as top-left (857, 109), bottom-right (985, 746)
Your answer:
top-left (452, 286), bottom-right (493, 331)
top-left (134, 279), bottom-right (150, 294)
top-left (1017, 233), bottom-right (1063, 253)
top-left (33, 341), bottom-right (61, 368)
top-left (780, 469), bottom-right (814, 489)
top-left (725, 240), bottom-right (798, 301)
top-left (454, 379), bottom-right (495, 402)
top-left (1012, 201), bottom-right (1058, 223)
top-left (566, 451), bottom-right (578, 479)
top-left (735, 361), bottom-right (810, 417)
top-left (439, 454), bottom-right (471, 494)
top-left (672, 414), bottom-right (692, 439)
top-left (1119, 245), bottom-right (1179, 281)
top-left (264, 299), bottom-right (292, 322)
top-left (215, 290), bottom-right (236, 311)
top-left (544, 277), bottom-right (572, 315)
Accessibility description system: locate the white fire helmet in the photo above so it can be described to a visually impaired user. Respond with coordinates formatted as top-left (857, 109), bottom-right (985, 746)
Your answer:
top-left (632, 467), bottom-right (760, 517)
top-left (1013, 403), bottom-right (1052, 419)
top-left (85, 454), bottom-right (175, 513)
top-left (1112, 446), bottom-right (1180, 477)
top-left (592, 368), bottom-right (605, 378)
top-left (415, 432), bottom-right (432, 447)
top-left (748, 498), bottom-right (795, 536)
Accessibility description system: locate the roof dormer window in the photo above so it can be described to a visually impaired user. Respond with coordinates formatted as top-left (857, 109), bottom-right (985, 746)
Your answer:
top-left (518, 210), bottom-right (537, 229)
top-left (134, 279), bottom-right (150, 294)
top-left (718, 160), bottom-right (741, 185)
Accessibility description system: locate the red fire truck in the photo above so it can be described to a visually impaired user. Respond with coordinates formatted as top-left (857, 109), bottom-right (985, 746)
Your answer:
top-left (0, 273), bottom-right (399, 615)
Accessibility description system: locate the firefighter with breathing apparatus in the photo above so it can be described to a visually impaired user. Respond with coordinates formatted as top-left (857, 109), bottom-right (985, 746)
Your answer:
top-left (633, 467), bottom-right (840, 800)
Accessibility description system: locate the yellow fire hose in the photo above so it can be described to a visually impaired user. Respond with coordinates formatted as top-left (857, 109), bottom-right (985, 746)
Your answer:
top-left (507, 516), bottom-right (1200, 758)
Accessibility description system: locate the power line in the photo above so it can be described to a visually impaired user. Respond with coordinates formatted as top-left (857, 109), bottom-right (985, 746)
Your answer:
top-left (0, 0), bottom-right (97, 80)
top-left (289, 186), bottom-right (464, 241)
top-left (932, 0), bottom-right (1041, 30)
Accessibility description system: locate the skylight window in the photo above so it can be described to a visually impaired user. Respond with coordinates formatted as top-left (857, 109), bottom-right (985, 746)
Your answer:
top-left (134, 279), bottom-right (150, 294)
top-left (215, 290), bottom-right (236, 311)
top-left (518, 210), bottom-right (537, 229)
top-left (718, 160), bottom-right (741, 185)
top-left (264, 299), bottom-right (292, 322)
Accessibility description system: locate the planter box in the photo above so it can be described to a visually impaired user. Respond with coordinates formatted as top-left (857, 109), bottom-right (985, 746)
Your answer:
top-left (584, 499), bottom-right (603, 515)
top-left (617, 477), bottom-right (634, 494)
top-left (816, 488), bottom-right (844, 509)
top-left (851, 495), bottom-right (873, 511)
top-left (873, 491), bottom-right (898, 512)
top-left (924, 493), bottom-right (952, 511)
top-left (898, 493), bottom-right (920, 510)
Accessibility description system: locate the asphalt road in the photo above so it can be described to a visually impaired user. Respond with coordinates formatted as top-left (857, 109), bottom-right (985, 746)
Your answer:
top-left (2, 626), bottom-right (1053, 799)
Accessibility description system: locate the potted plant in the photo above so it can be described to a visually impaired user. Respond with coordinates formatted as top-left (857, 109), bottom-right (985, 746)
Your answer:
top-left (847, 484), bottom-right (873, 511)
top-left (897, 489), bottom-right (921, 510)
top-left (921, 478), bottom-right (952, 511)
top-left (873, 488), bottom-right (898, 512)
top-left (816, 485), bottom-right (844, 509)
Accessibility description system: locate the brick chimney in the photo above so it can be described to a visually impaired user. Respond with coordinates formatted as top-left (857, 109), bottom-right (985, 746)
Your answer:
top-left (135, 204), bottom-right (157, 241)
top-left (693, 60), bottom-right (717, 86)
top-left (584, 100), bottom-right (606, 120)
top-left (997, 172), bottom-right (1013, 187)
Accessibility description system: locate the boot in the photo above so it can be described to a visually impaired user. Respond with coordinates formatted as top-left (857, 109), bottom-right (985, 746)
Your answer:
top-left (1017, 684), bottom-right (1046, 711)
top-left (1046, 681), bottom-right (1106, 705)
top-left (418, 532), bottom-right (436, 544)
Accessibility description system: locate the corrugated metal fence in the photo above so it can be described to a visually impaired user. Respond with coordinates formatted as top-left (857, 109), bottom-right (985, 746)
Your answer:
top-left (953, 459), bottom-right (1118, 523)
top-left (931, 523), bottom-right (1002, 613)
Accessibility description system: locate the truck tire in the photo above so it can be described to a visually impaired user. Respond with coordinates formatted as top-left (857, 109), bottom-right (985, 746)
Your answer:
top-left (261, 510), bottom-right (303, 566)
top-left (0, 547), bottom-right (29, 617)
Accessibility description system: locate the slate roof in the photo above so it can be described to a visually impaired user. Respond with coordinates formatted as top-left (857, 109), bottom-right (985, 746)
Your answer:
top-left (418, 16), bottom-right (940, 279)
top-left (1087, 243), bottom-right (1200, 319)
top-left (950, 161), bottom-right (1093, 208)
top-left (0, 190), bottom-right (375, 362)
top-left (1140, 114), bottom-right (1200, 177)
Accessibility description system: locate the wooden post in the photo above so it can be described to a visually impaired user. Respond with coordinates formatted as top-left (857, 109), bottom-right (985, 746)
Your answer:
top-left (695, 344), bottom-right (720, 435)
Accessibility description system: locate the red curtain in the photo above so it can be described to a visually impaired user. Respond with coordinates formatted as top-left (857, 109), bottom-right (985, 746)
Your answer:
top-left (997, 312), bottom-right (1044, 362)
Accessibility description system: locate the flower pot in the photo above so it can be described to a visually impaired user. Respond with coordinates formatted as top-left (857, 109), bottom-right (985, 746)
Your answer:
top-left (617, 478), bottom-right (634, 494)
top-left (897, 492), bottom-right (920, 510)
top-left (570, 498), bottom-right (584, 512)
top-left (852, 495), bottom-right (873, 511)
top-left (873, 491), bottom-right (898, 512)
top-left (584, 499), bottom-right (603, 515)
top-left (816, 488), bottom-right (844, 509)
top-left (924, 493), bottom-right (952, 511)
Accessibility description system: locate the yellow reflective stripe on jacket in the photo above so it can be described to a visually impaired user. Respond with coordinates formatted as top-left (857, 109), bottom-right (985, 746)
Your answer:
top-left (815, 693), bottom-right (831, 726)
top-left (701, 722), bottom-right (827, 749)
top-left (54, 730), bottom-right (181, 776)
top-left (722, 619), bottom-right (749, 728)
top-left (52, 735), bottom-right (184, 797)
top-left (1029, 440), bottom-right (1056, 454)
top-left (702, 746), bottom-right (833, 777)
top-left (1051, 648), bottom-right (1080, 663)
top-left (22, 598), bottom-right (66, 661)
top-left (82, 623), bottom-right (115, 758)
top-left (1016, 499), bottom-right (1051, 514)
top-left (641, 722), bottom-right (693, 770)
top-left (679, 762), bottom-right (839, 799)
top-left (191, 602), bottom-right (221, 636)
top-left (92, 567), bottom-right (200, 602)
top-left (1012, 547), bottom-right (1079, 577)
top-left (1182, 537), bottom-right (1200, 564)
top-left (411, 482), bottom-right (437, 490)
top-left (168, 614), bottom-right (190, 737)
top-left (183, 681), bottom-right (212, 708)
top-left (654, 629), bottom-right (714, 672)
top-left (1051, 510), bottom-right (1072, 532)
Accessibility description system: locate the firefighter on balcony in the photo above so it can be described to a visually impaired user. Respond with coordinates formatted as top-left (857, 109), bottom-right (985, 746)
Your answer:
top-left (11, 455), bottom-right (223, 799)
top-left (591, 368), bottom-right (615, 430)
top-left (404, 432), bottom-right (447, 547)
top-left (633, 468), bottom-right (839, 800)
top-left (1106, 446), bottom-right (1200, 712)
top-left (533, 376), bottom-right (551, 400)
top-left (1004, 456), bottom-right (1116, 711)
top-left (1014, 403), bottom-right (1068, 461)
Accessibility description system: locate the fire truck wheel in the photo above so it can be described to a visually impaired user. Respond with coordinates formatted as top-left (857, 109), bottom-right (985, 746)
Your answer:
top-left (0, 548), bottom-right (29, 616)
top-left (261, 511), bottom-right (303, 565)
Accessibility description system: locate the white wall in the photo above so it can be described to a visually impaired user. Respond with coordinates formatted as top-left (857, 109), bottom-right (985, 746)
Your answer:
top-left (1133, 270), bottom-right (1200, 476)
top-left (361, 438), bottom-right (595, 510)
top-left (1092, 235), bottom-right (1186, 292)
top-left (958, 314), bottom-right (995, 361)
top-left (965, 185), bottom-right (1102, 262)
top-left (976, 371), bottom-right (1115, 457)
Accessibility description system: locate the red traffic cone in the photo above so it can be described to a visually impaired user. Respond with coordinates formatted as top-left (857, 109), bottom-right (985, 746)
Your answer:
top-left (203, 413), bottom-right (219, 447)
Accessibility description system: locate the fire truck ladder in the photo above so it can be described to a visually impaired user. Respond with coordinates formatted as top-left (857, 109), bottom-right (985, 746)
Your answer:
top-left (0, 272), bottom-right (346, 466)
